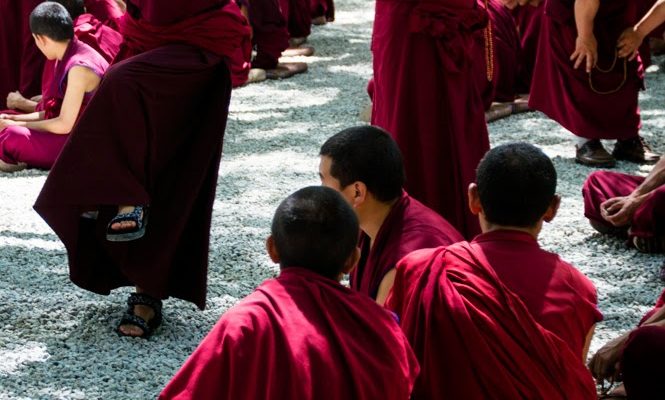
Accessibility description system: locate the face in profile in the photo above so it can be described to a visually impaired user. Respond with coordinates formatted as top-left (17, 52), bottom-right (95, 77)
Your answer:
top-left (318, 156), bottom-right (356, 207)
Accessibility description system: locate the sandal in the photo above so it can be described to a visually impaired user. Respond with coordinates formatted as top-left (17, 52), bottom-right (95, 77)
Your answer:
top-left (106, 205), bottom-right (148, 242)
top-left (117, 292), bottom-right (163, 339)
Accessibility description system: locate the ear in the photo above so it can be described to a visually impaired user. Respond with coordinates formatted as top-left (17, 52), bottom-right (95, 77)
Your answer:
top-left (266, 235), bottom-right (280, 263)
top-left (543, 195), bottom-right (561, 223)
top-left (468, 183), bottom-right (482, 215)
top-left (340, 247), bottom-right (360, 276)
top-left (351, 182), bottom-right (368, 208)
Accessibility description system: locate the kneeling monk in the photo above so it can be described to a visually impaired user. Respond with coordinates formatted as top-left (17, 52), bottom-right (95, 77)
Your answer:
top-left (159, 187), bottom-right (419, 400)
top-left (0, 2), bottom-right (108, 172)
top-left (386, 143), bottom-right (602, 399)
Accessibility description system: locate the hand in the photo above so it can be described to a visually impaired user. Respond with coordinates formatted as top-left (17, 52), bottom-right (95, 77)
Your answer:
top-left (571, 35), bottom-right (598, 73)
top-left (617, 28), bottom-right (643, 61)
top-left (600, 195), bottom-right (642, 227)
top-left (588, 334), bottom-right (629, 382)
top-left (0, 118), bottom-right (18, 129)
top-left (6, 91), bottom-right (26, 110)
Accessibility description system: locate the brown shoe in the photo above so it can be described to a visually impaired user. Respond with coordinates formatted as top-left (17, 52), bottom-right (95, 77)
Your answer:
top-left (576, 139), bottom-right (616, 167)
top-left (613, 136), bottom-right (660, 164)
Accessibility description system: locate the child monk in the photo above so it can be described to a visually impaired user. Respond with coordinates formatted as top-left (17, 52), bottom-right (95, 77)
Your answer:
top-left (0, 1), bottom-right (108, 172)
top-left (159, 186), bottom-right (419, 400)
top-left (386, 142), bottom-right (602, 399)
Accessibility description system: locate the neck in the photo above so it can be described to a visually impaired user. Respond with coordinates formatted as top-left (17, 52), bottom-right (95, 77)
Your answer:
top-left (359, 197), bottom-right (399, 244)
top-left (54, 39), bottom-right (71, 61)
top-left (480, 219), bottom-right (542, 240)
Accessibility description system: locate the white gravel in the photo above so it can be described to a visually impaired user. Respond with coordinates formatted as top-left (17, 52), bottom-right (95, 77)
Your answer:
top-left (0, 1), bottom-right (663, 398)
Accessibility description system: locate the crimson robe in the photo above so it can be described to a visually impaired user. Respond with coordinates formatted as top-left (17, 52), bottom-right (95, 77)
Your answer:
top-left (251, 0), bottom-right (290, 70)
top-left (371, 0), bottom-right (490, 239)
top-left (583, 171), bottom-right (665, 241)
top-left (386, 241), bottom-right (598, 399)
top-left (0, 0), bottom-right (44, 109)
top-left (286, 0), bottom-right (312, 39)
top-left (512, 3), bottom-right (543, 93)
top-left (529, 0), bottom-right (643, 140)
top-left (310, 0), bottom-right (334, 21)
top-left (351, 191), bottom-right (463, 299)
top-left (33, 0), bottom-right (250, 309)
top-left (84, 0), bottom-right (124, 29)
top-left (72, 13), bottom-right (123, 63)
top-left (159, 267), bottom-right (420, 400)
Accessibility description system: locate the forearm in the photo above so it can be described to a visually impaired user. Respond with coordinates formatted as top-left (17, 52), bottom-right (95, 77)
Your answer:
top-left (11, 111), bottom-right (45, 122)
top-left (24, 117), bottom-right (73, 134)
top-left (16, 99), bottom-right (38, 113)
top-left (633, 157), bottom-right (665, 197)
top-left (635, 0), bottom-right (665, 39)
top-left (574, 0), bottom-right (599, 38)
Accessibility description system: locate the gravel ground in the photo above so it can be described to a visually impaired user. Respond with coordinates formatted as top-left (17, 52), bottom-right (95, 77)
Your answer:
top-left (0, 1), bottom-right (663, 398)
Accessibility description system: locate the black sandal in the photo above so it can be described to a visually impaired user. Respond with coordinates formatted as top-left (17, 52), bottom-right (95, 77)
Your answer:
top-left (117, 292), bottom-right (163, 339)
top-left (106, 205), bottom-right (148, 242)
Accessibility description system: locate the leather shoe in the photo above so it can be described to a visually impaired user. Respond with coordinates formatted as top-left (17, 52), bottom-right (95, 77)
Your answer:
top-left (576, 139), bottom-right (616, 167)
top-left (613, 136), bottom-right (660, 165)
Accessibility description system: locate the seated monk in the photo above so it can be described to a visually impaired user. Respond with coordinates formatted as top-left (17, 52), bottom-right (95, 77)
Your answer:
top-left (0, 2), bottom-right (108, 172)
top-left (7, 0), bottom-right (122, 113)
top-left (83, 0), bottom-right (125, 29)
top-left (159, 186), bottom-right (419, 400)
top-left (386, 142), bottom-right (602, 399)
top-left (590, 288), bottom-right (665, 399)
top-left (583, 156), bottom-right (665, 253)
top-left (319, 126), bottom-right (463, 304)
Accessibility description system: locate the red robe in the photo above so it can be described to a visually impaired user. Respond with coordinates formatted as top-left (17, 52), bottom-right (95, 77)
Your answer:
top-left (251, 0), bottom-right (290, 70)
top-left (159, 267), bottom-right (420, 400)
top-left (72, 13), bottom-right (123, 63)
top-left (512, 3), bottom-right (543, 93)
top-left (33, 0), bottom-right (250, 309)
top-left (84, 0), bottom-right (124, 29)
top-left (386, 241), bottom-right (598, 399)
top-left (351, 191), bottom-right (463, 299)
top-left (310, 0), bottom-right (334, 21)
top-left (583, 171), bottom-right (665, 241)
top-left (371, 0), bottom-right (490, 239)
top-left (286, 0), bottom-right (312, 39)
top-left (0, 0), bottom-right (44, 109)
top-left (529, 0), bottom-right (643, 140)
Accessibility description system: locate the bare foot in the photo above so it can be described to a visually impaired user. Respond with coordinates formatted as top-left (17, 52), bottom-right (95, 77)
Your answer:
top-left (118, 304), bottom-right (155, 337)
top-left (0, 160), bottom-right (27, 173)
top-left (312, 16), bottom-right (327, 25)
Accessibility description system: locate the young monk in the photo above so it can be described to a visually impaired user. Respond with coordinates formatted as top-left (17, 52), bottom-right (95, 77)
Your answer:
top-left (386, 142), bottom-right (602, 399)
top-left (529, 0), bottom-right (659, 167)
top-left (159, 186), bottom-right (419, 400)
top-left (583, 156), bottom-right (665, 253)
top-left (33, 0), bottom-right (251, 338)
top-left (319, 126), bottom-right (463, 304)
top-left (7, 0), bottom-right (122, 113)
top-left (0, 2), bottom-right (108, 172)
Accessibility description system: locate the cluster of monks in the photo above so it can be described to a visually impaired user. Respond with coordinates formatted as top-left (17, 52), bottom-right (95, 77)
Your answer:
top-left (1, 0), bottom-right (665, 398)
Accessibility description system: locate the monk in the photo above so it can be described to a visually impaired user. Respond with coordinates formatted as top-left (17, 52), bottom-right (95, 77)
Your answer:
top-left (617, 0), bottom-right (665, 64)
top-left (529, 0), bottom-right (660, 167)
top-left (7, 0), bottom-right (122, 113)
top-left (319, 126), bottom-right (463, 304)
top-left (386, 142), bottom-right (602, 399)
top-left (590, 289), bottom-right (665, 399)
top-left (159, 187), bottom-right (420, 400)
top-left (0, 0), bottom-right (45, 109)
top-left (83, 0), bottom-right (125, 29)
top-left (33, 0), bottom-right (251, 338)
top-left (582, 156), bottom-right (665, 253)
top-left (0, 2), bottom-right (108, 172)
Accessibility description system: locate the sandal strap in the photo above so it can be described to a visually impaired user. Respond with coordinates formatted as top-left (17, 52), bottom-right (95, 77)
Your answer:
top-left (127, 292), bottom-right (163, 315)
top-left (118, 312), bottom-right (153, 338)
top-left (109, 206), bottom-right (146, 228)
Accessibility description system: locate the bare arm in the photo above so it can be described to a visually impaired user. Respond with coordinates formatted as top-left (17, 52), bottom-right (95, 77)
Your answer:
top-left (375, 268), bottom-right (397, 306)
top-left (571, 0), bottom-right (599, 72)
top-left (6, 91), bottom-right (38, 113)
top-left (619, 0), bottom-right (665, 59)
top-left (1, 111), bottom-right (45, 122)
top-left (582, 324), bottom-right (595, 361)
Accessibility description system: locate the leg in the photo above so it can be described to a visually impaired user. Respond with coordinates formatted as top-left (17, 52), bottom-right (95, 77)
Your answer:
top-left (0, 125), bottom-right (67, 170)
top-left (582, 171), bottom-right (643, 235)
top-left (621, 325), bottom-right (665, 400)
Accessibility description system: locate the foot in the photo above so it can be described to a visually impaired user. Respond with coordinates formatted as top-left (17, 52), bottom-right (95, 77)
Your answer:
top-left (106, 205), bottom-right (148, 242)
top-left (511, 95), bottom-right (531, 114)
top-left (117, 292), bottom-right (162, 338)
top-left (485, 103), bottom-right (512, 123)
top-left (312, 16), bottom-right (327, 25)
top-left (118, 304), bottom-right (156, 337)
top-left (632, 235), bottom-right (665, 253)
top-left (265, 62), bottom-right (308, 80)
top-left (247, 68), bottom-right (267, 84)
top-left (289, 37), bottom-right (307, 47)
top-left (588, 218), bottom-right (628, 238)
top-left (0, 159), bottom-right (27, 173)
top-left (110, 205), bottom-right (139, 231)
top-left (576, 139), bottom-right (616, 168)
top-left (612, 136), bottom-right (660, 165)
top-left (282, 45), bottom-right (315, 58)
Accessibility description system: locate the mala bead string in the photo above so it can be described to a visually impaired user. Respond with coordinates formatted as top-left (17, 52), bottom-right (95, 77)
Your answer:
top-left (484, 0), bottom-right (494, 82)
top-left (589, 49), bottom-right (627, 95)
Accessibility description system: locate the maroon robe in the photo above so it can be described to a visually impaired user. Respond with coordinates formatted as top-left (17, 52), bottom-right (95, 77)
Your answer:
top-left (310, 0), bottom-right (334, 21)
top-left (251, 0), bottom-right (290, 69)
top-left (583, 171), bottom-right (665, 241)
top-left (386, 241), bottom-right (598, 399)
top-left (159, 268), bottom-right (420, 399)
top-left (351, 191), bottom-right (463, 299)
top-left (621, 325), bottom-right (665, 400)
top-left (512, 3), bottom-right (543, 93)
top-left (33, 0), bottom-right (250, 309)
top-left (84, 0), bottom-right (124, 29)
top-left (371, 0), bottom-right (490, 239)
top-left (282, 0), bottom-right (312, 39)
top-left (0, 0), bottom-right (44, 109)
top-left (529, 0), bottom-right (643, 140)
top-left (72, 13), bottom-right (123, 63)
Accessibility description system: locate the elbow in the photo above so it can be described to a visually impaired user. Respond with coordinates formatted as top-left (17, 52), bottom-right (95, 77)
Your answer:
top-left (51, 119), bottom-right (75, 135)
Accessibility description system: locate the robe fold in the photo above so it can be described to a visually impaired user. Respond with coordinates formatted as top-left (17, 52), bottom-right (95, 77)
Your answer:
top-left (351, 191), bottom-right (463, 299)
top-left (251, 0), bottom-right (290, 70)
top-left (84, 0), bottom-right (124, 29)
top-left (386, 241), bottom-right (598, 399)
top-left (159, 267), bottom-right (420, 400)
top-left (529, 0), bottom-right (643, 140)
top-left (371, 0), bottom-right (490, 239)
top-left (0, 0), bottom-right (44, 109)
top-left (287, 0), bottom-right (313, 39)
top-left (33, 0), bottom-right (250, 309)
top-left (512, 3), bottom-right (543, 93)
top-left (72, 13), bottom-right (123, 63)
top-left (310, 0), bottom-right (334, 21)
top-left (0, 38), bottom-right (108, 169)
top-left (583, 171), bottom-right (665, 240)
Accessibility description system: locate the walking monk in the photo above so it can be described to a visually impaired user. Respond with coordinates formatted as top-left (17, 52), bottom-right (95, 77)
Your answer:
top-left (319, 126), bottom-right (462, 304)
top-left (0, 2), bottom-right (108, 172)
top-left (34, 0), bottom-right (251, 338)
top-left (386, 143), bottom-right (602, 399)
top-left (529, 0), bottom-right (659, 167)
top-left (159, 187), bottom-right (419, 400)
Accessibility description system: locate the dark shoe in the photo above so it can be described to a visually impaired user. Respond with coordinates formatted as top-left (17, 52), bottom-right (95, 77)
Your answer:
top-left (117, 293), bottom-right (163, 339)
top-left (632, 235), bottom-right (665, 253)
top-left (613, 136), bottom-right (660, 165)
top-left (576, 139), bottom-right (616, 168)
top-left (106, 205), bottom-right (148, 242)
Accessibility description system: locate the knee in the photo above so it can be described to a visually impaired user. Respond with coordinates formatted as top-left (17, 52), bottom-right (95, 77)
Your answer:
top-left (0, 127), bottom-right (30, 154)
top-left (621, 325), bottom-right (665, 398)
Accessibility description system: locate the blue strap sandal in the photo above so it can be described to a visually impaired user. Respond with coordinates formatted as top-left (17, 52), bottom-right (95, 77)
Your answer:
top-left (117, 292), bottom-right (163, 339)
top-left (106, 205), bottom-right (148, 242)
